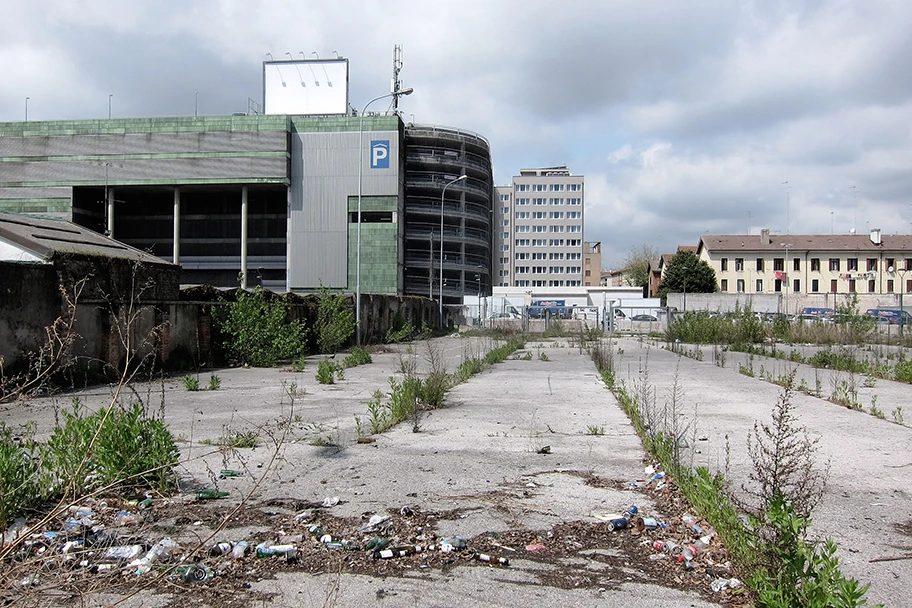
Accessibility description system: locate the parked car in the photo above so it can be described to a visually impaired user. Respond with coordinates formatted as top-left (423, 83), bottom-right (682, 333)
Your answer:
top-left (631, 314), bottom-right (658, 322)
top-left (864, 309), bottom-right (912, 325)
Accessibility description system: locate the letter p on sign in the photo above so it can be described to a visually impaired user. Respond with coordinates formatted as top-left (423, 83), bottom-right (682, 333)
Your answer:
top-left (370, 140), bottom-right (390, 169)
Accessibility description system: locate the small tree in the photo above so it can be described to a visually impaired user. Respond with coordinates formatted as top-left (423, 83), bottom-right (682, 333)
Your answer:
top-left (656, 250), bottom-right (717, 304)
top-left (620, 244), bottom-right (660, 292)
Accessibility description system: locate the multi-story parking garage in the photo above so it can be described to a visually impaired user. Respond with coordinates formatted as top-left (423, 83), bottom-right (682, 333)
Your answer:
top-left (403, 125), bottom-right (494, 305)
top-left (0, 115), bottom-right (494, 302)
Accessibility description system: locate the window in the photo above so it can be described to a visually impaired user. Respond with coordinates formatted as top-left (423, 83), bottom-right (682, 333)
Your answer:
top-left (567, 252), bottom-right (581, 260)
top-left (549, 198), bottom-right (564, 205)
top-left (515, 266), bottom-right (528, 274)
top-left (906, 259), bottom-right (912, 271)
top-left (847, 258), bottom-right (858, 271)
top-left (721, 279), bottom-right (728, 291)
top-left (499, 269), bottom-right (510, 277)
top-left (756, 279), bottom-right (763, 292)
top-left (868, 279), bottom-right (876, 292)
top-left (721, 258), bottom-right (728, 271)
top-left (533, 239), bottom-right (547, 246)
top-left (567, 211), bottom-right (581, 219)
top-left (793, 258), bottom-right (801, 271)
top-left (888, 279), bottom-right (895, 292)
top-left (532, 184), bottom-right (546, 192)
top-left (499, 194), bottom-right (510, 202)
top-left (532, 211), bottom-right (546, 219)
top-left (867, 258), bottom-right (877, 271)
top-left (568, 184), bottom-right (582, 191)
top-left (532, 252), bottom-right (547, 260)
top-left (774, 279), bottom-right (782, 293)
top-left (811, 258), bottom-right (820, 271)
top-left (568, 225), bottom-right (581, 233)
top-left (829, 259), bottom-right (840, 271)
top-left (547, 225), bottom-right (562, 232)
top-left (500, 232), bottom-right (509, 239)
top-left (548, 252), bottom-right (564, 260)
top-left (567, 198), bottom-right (581, 205)
top-left (549, 239), bottom-right (564, 246)
top-left (735, 258), bottom-right (744, 271)
top-left (500, 244), bottom-right (509, 252)
top-left (532, 225), bottom-right (546, 232)
top-left (516, 211), bottom-right (529, 219)
top-left (549, 266), bottom-right (564, 274)
top-left (773, 258), bottom-right (784, 271)
top-left (532, 266), bottom-right (547, 273)
top-left (585, 269), bottom-right (591, 277)
top-left (515, 184), bottom-right (529, 192)
top-left (793, 278), bottom-right (800, 293)
top-left (849, 279), bottom-right (856, 293)
top-left (500, 219), bottom-right (510, 226)
top-left (907, 278), bottom-right (912, 292)
top-left (831, 279), bottom-right (838, 292)
top-left (515, 239), bottom-right (529, 246)
top-left (756, 258), bottom-right (764, 272)
top-left (549, 184), bottom-right (564, 191)
top-left (515, 225), bottom-right (530, 233)
top-left (812, 279), bottom-right (819, 292)
top-left (737, 279), bottom-right (745, 293)
top-left (568, 239), bottom-right (581, 246)
top-left (516, 198), bottom-right (529, 206)
top-left (549, 211), bottom-right (564, 219)
top-left (533, 198), bottom-right (547, 205)
top-left (500, 206), bottom-right (509, 214)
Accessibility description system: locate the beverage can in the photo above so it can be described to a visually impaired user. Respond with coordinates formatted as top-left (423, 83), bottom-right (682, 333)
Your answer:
top-left (607, 517), bottom-right (628, 531)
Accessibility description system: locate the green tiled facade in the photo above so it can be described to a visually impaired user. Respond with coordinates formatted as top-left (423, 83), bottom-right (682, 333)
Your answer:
top-left (347, 195), bottom-right (400, 294)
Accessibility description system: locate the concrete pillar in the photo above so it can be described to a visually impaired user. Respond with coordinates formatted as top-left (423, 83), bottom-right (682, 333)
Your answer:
top-left (240, 186), bottom-right (249, 289)
top-left (172, 187), bottom-right (181, 265)
top-left (107, 187), bottom-right (115, 237)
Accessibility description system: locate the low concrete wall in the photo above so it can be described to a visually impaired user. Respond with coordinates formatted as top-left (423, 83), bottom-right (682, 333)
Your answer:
top-left (667, 292), bottom-right (906, 314)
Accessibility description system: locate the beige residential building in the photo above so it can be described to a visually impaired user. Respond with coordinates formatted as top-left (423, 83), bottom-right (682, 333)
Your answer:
top-left (698, 229), bottom-right (912, 297)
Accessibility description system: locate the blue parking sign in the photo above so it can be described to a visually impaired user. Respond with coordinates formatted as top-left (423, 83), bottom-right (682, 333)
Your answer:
top-left (370, 140), bottom-right (390, 169)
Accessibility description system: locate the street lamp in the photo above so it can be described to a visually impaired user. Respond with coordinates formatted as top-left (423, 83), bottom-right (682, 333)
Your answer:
top-left (781, 242), bottom-right (793, 315)
top-left (890, 265), bottom-right (908, 337)
top-left (355, 87), bottom-right (414, 345)
top-left (440, 174), bottom-right (468, 329)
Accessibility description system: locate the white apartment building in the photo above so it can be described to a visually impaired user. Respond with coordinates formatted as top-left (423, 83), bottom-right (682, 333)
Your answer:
top-left (494, 166), bottom-right (585, 288)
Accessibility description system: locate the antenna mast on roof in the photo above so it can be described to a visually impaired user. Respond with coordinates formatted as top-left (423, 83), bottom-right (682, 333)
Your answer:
top-left (391, 44), bottom-right (403, 111)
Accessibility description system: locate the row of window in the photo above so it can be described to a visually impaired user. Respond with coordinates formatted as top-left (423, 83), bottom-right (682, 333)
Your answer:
top-left (514, 252), bottom-right (582, 260)
top-left (514, 280), bottom-right (583, 287)
top-left (720, 278), bottom-right (912, 294)
top-left (511, 211), bottom-right (582, 219)
top-left (514, 266), bottom-right (583, 274)
top-left (513, 238), bottom-right (582, 247)
top-left (720, 257), bottom-right (912, 273)
top-left (514, 198), bottom-right (582, 206)
top-left (514, 184), bottom-right (582, 192)
top-left (512, 225), bottom-right (582, 233)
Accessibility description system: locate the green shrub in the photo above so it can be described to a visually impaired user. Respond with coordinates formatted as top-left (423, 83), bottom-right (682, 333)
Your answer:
top-left (0, 423), bottom-right (44, 530)
top-left (217, 286), bottom-right (309, 367)
top-left (316, 359), bottom-right (339, 384)
top-left (342, 347), bottom-right (372, 368)
top-left (207, 375), bottom-right (221, 390)
top-left (895, 360), bottom-right (912, 383)
top-left (315, 287), bottom-right (355, 354)
top-left (388, 375), bottom-right (423, 422)
top-left (420, 371), bottom-right (450, 409)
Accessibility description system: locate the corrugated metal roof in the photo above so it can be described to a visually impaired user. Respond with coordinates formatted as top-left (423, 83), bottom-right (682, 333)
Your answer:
top-left (0, 212), bottom-right (175, 265)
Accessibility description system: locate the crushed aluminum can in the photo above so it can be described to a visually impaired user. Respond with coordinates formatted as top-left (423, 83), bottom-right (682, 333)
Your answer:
top-left (607, 518), bottom-right (628, 531)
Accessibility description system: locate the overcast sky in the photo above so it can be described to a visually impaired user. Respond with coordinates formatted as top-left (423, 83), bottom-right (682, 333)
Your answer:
top-left (3, 0), bottom-right (912, 269)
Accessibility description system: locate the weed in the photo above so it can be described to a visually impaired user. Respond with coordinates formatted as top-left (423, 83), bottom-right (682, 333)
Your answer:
top-left (316, 359), bottom-right (340, 384)
top-left (398, 345), bottom-right (418, 377)
top-left (870, 397), bottom-right (885, 419)
top-left (585, 424), bottom-right (605, 436)
top-left (200, 429), bottom-right (259, 449)
top-left (207, 375), bottom-right (221, 391)
top-left (539, 352), bottom-right (550, 361)
top-left (743, 371), bottom-right (828, 521)
top-left (315, 287), bottom-right (355, 354)
top-left (366, 390), bottom-right (389, 434)
top-left (342, 347), bottom-right (372, 368)
top-left (0, 423), bottom-right (43, 529)
top-left (892, 407), bottom-right (905, 425)
top-left (182, 374), bottom-right (200, 391)
top-left (291, 356), bottom-right (306, 372)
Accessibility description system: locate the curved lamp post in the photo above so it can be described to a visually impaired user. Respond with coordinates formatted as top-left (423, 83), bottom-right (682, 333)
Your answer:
top-left (890, 265), bottom-right (908, 337)
top-left (440, 174), bottom-right (468, 329)
top-left (355, 87), bottom-right (414, 345)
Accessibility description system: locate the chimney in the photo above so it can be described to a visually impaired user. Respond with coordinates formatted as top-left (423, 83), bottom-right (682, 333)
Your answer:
top-left (870, 228), bottom-right (882, 245)
top-left (760, 228), bottom-right (770, 244)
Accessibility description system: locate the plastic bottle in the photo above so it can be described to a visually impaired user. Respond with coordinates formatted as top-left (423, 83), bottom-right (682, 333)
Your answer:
top-left (219, 469), bottom-right (241, 477)
top-left (256, 543), bottom-right (297, 559)
top-left (232, 541), bottom-right (249, 559)
top-left (114, 511), bottom-right (137, 526)
top-left (680, 545), bottom-right (699, 561)
top-left (104, 545), bottom-right (144, 561)
top-left (195, 489), bottom-right (229, 500)
top-left (209, 542), bottom-right (232, 556)
top-left (306, 524), bottom-right (324, 538)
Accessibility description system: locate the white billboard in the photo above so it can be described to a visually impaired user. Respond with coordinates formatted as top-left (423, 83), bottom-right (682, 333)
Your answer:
top-left (264, 59), bottom-right (349, 116)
